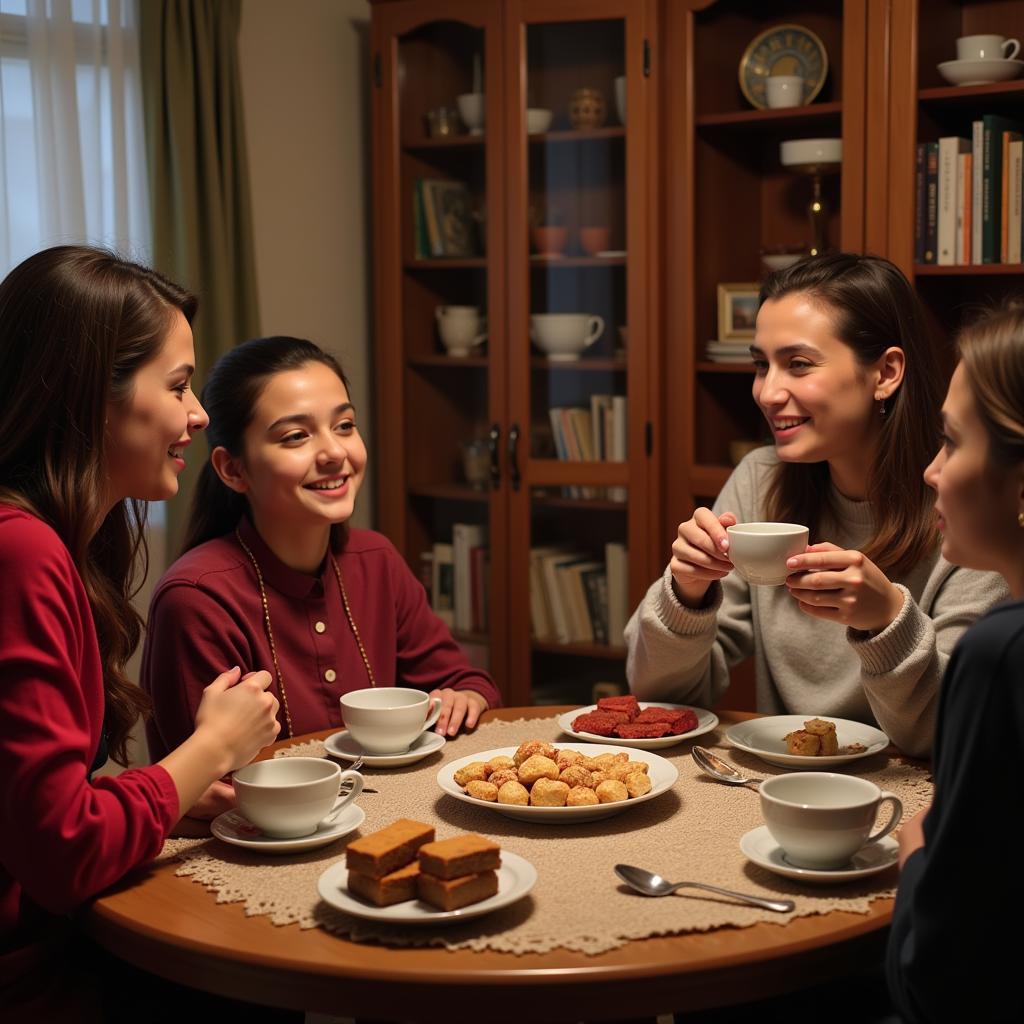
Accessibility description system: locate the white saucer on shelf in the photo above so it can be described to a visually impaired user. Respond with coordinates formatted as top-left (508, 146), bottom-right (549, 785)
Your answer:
top-left (323, 728), bottom-right (446, 767)
top-left (740, 825), bottom-right (898, 884)
top-left (937, 58), bottom-right (1024, 86)
top-left (211, 805), bottom-right (365, 854)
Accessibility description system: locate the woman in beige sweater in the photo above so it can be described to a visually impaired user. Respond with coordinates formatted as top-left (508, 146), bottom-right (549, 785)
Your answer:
top-left (625, 254), bottom-right (1007, 757)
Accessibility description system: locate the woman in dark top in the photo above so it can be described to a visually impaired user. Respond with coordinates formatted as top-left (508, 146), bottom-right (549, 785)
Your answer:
top-left (888, 301), bottom-right (1024, 1023)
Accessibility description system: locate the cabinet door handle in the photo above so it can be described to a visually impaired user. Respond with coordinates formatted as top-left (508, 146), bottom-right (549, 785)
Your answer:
top-left (488, 422), bottom-right (501, 489)
top-left (507, 423), bottom-right (521, 492)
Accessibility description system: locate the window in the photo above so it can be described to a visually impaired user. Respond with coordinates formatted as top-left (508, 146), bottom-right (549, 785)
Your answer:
top-left (0, 0), bottom-right (150, 273)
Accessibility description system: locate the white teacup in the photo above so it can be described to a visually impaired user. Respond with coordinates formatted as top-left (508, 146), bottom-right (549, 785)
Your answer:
top-left (956, 34), bottom-right (1020, 61)
top-left (760, 772), bottom-right (903, 870)
top-left (529, 313), bottom-right (604, 361)
top-left (233, 757), bottom-right (364, 839)
top-left (340, 687), bottom-right (443, 755)
top-left (765, 74), bottom-right (804, 108)
top-left (436, 306), bottom-right (487, 357)
top-left (726, 522), bottom-right (809, 586)
top-left (456, 92), bottom-right (484, 134)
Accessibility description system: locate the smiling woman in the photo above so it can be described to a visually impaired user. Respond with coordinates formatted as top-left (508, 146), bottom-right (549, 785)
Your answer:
top-left (625, 253), bottom-right (1009, 758)
top-left (141, 337), bottom-right (501, 823)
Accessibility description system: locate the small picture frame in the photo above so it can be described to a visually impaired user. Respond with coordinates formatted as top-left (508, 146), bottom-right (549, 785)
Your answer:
top-left (717, 283), bottom-right (760, 340)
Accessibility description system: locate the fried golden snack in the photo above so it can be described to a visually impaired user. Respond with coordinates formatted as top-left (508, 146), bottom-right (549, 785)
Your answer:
top-left (555, 749), bottom-right (583, 770)
top-left (453, 761), bottom-right (491, 787)
top-left (487, 755), bottom-right (515, 772)
top-left (590, 770), bottom-right (613, 785)
top-left (607, 760), bottom-right (650, 782)
top-left (465, 780), bottom-right (498, 802)
top-left (513, 740), bottom-right (556, 767)
top-left (496, 780), bottom-right (529, 805)
top-left (803, 717), bottom-right (839, 754)
top-left (784, 730), bottom-right (820, 756)
top-left (559, 765), bottom-right (595, 789)
top-left (595, 779), bottom-right (629, 803)
top-left (488, 768), bottom-right (518, 789)
top-left (517, 754), bottom-right (559, 785)
top-left (623, 771), bottom-right (652, 798)
top-left (530, 778), bottom-right (570, 807)
top-left (566, 785), bottom-right (600, 807)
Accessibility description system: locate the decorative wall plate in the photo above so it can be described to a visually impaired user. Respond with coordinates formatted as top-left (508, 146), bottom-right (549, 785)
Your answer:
top-left (739, 23), bottom-right (828, 110)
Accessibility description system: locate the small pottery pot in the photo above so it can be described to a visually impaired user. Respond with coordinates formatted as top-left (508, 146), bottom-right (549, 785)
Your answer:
top-left (531, 225), bottom-right (568, 256)
top-left (569, 87), bottom-right (606, 129)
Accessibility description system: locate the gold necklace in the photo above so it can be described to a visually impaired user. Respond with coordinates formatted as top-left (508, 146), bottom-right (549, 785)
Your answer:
top-left (235, 528), bottom-right (376, 737)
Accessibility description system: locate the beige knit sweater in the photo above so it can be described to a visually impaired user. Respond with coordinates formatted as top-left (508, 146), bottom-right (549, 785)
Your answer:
top-left (625, 447), bottom-right (1009, 757)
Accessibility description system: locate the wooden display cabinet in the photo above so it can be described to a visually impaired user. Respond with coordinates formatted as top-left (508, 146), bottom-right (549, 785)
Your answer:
top-left (371, 0), bottom-right (660, 706)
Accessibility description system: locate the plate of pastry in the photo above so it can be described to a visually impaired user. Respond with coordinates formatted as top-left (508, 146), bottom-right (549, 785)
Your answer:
top-left (725, 715), bottom-right (890, 769)
top-left (557, 697), bottom-right (718, 749)
top-left (438, 741), bottom-right (678, 822)
top-left (738, 23), bottom-right (828, 109)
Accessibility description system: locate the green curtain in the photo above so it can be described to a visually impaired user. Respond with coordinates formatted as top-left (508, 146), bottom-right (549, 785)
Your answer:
top-left (139, 0), bottom-right (260, 557)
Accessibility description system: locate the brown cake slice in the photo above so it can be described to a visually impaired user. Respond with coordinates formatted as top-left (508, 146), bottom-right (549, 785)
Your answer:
top-left (417, 870), bottom-right (499, 911)
top-left (418, 834), bottom-right (501, 879)
top-left (345, 819), bottom-right (435, 879)
top-left (347, 861), bottom-right (421, 907)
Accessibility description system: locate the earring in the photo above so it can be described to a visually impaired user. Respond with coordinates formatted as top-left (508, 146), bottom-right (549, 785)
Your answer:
top-left (877, 396), bottom-right (887, 418)
top-left (1018, 512), bottom-right (1024, 528)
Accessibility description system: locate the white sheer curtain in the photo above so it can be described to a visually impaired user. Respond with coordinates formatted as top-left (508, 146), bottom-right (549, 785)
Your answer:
top-left (0, 0), bottom-right (150, 273)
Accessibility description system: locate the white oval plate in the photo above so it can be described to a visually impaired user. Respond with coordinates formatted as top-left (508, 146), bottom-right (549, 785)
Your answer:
top-left (317, 850), bottom-right (537, 924)
top-left (324, 729), bottom-right (446, 767)
top-left (725, 715), bottom-right (889, 769)
top-left (557, 702), bottom-right (718, 749)
top-left (211, 804), bottom-right (365, 854)
top-left (438, 743), bottom-right (678, 822)
top-left (740, 825), bottom-right (898, 885)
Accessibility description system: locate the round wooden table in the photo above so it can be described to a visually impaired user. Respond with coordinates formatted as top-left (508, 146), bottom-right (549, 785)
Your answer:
top-left (82, 707), bottom-right (893, 1021)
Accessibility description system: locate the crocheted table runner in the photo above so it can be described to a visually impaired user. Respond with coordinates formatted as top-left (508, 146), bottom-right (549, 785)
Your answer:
top-left (163, 715), bottom-right (931, 955)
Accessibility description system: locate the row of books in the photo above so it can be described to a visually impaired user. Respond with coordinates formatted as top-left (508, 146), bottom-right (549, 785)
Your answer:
top-left (915, 115), bottom-right (1024, 266)
top-left (412, 178), bottom-right (477, 259)
top-left (549, 396), bottom-right (627, 501)
top-left (529, 542), bottom-right (629, 647)
top-left (427, 523), bottom-right (488, 634)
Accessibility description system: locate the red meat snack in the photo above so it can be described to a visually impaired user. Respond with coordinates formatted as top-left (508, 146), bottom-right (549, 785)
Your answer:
top-left (572, 711), bottom-right (620, 736)
top-left (634, 707), bottom-right (686, 725)
top-left (597, 695), bottom-right (640, 720)
top-left (667, 709), bottom-right (699, 734)
top-left (615, 722), bottom-right (671, 739)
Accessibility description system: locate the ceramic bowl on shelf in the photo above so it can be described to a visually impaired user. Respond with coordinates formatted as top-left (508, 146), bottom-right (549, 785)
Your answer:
top-left (526, 108), bottom-right (553, 134)
top-left (779, 137), bottom-right (842, 170)
top-left (936, 58), bottom-right (1024, 86)
top-left (456, 92), bottom-right (485, 134)
top-left (761, 252), bottom-right (806, 272)
top-left (530, 313), bottom-right (605, 361)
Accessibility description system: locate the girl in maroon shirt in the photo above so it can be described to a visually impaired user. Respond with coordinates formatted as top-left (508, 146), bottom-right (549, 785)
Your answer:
top-left (142, 337), bottom-right (500, 819)
top-left (0, 246), bottom-right (280, 1019)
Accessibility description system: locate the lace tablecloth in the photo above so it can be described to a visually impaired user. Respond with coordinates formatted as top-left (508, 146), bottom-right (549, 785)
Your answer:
top-left (163, 716), bottom-right (931, 955)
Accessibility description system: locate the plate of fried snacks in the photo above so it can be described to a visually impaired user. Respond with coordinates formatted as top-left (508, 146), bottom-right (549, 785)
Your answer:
top-left (725, 715), bottom-right (889, 769)
top-left (557, 695), bottom-right (718, 749)
top-left (318, 819), bottom-right (536, 924)
top-left (438, 741), bottom-right (679, 822)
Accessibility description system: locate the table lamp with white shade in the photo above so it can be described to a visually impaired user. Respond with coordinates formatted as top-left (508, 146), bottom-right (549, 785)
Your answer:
top-left (779, 138), bottom-right (842, 256)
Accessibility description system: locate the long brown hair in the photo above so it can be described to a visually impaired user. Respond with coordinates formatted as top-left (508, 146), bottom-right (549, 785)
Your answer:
top-left (0, 245), bottom-right (198, 764)
top-left (958, 300), bottom-right (1024, 467)
top-left (759, 253), bottom-right (944, 577)
top-left (181, 336), bottom-right (350, 554)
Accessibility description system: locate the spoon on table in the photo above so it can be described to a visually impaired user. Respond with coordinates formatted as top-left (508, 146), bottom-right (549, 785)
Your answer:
top-left (615, 864), bottom-right (794, 913)
top-left (338, 754), bottom-right (379, 794)
top-left (692, 746), bottom-right (764, 789)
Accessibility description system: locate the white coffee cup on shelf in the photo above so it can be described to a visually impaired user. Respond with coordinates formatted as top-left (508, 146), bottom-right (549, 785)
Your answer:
top-left (955, 34), bottom-right (1020, 61)
top-left (529, 313), bottom-right (605, 361)
top-left (726, 522), bottom-right (809, 586)
top-left (435, 305), bottom-right (487, 357)
top-left (340, 687), bottom-right (443, 755)
top-left (765, 74), bottom-right (805, 108)
top-left (760, 772), bottom-right (903, 870)
top-left (233, 757), bottom-right (364, 839)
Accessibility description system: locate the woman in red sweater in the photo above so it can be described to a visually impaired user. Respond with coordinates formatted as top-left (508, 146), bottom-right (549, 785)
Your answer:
top-left (0, 246), bottom-right (281, 1018)
top-left (141, 336), bottom-right (500, 815)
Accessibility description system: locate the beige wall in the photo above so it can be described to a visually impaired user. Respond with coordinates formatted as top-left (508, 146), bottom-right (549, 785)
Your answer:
top-left (239, 0), bottom-right (374, 528)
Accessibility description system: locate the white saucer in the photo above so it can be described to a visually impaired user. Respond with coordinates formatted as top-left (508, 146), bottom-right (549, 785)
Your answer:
top-left (211, 804), bottom-right (365, 854)
top-left (317, 850), bottom-right (537, 924)
top-left (740, 825), bottom-right (899, 884)
top-left (594, 249), bottom-right (627, 258)
top-left (937, 58), bottom-right (1024, 86)
top-left (725, 715), bottom-right (889, 768)
top-left (324, 728), bottom-right (446, 767)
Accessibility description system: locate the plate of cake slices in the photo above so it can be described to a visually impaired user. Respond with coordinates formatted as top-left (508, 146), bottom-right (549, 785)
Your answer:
top-left (557, 695), bottom-right (718, 749)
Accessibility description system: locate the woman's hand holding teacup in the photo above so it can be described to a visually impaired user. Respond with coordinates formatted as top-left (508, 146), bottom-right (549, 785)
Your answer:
top-left (669, 508), bottom-right (738, 608)
top-left (784, 542), bottom-right (905, 632)
top-left (194, 667), bottom-right (281, 773)
top-left (431, 687), bottom-right (489, 737)
top-left (184, 779), bottom-right (236, 821)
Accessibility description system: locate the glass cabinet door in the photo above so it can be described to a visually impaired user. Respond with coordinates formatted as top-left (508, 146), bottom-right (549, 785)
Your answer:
top-left (504, 1), bottom-right (654, 705)
top-left (373, 2), bottom-right (509, 685)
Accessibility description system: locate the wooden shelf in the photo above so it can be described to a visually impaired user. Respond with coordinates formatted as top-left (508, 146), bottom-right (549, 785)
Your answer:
top-left (532, 493), bottom-right (628, 511)
top-left (529, 256), bottom-right (626, 267)
top-left (531, 639), bottom-right (626, 660)
top-left (918, 80), bottom-right (1024, 106)
top-left (528, 126), bottom-right (625, 144)
top-left (696, 101), bottom-right (841, 130)
top-left (408, 483), bottom-right (489, 503)
top-left (530, 357), bottom-right (627, 371)
top-left (696, 360), bottom-right (755, 374)
top-left (402, 134), bottom-right (485, 151)
top-left (408, 354), bottom-right (488, 369)
top-left (914, 263), bottom-right (1024, 276)
top-left (404, 258), bottom-right (486, 270)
